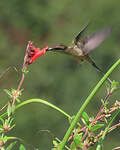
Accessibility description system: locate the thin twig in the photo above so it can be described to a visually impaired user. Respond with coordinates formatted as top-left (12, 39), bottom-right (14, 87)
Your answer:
top-left (0, 104), bottom-right (8, 112)
top-left (0, 66), bottom-right (17, 80)
top-left (81, 128), bottom-right (88, 142)
top-left (17, 73), bottom-right (25, 91)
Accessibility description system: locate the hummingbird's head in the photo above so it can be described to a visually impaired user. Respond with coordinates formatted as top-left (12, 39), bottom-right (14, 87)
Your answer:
top-left (47, 43), bottom-right (67, 52)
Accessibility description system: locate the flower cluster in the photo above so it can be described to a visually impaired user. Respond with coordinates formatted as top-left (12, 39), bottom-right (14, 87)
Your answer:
top-left (23, 41), bottom-right (48, 69)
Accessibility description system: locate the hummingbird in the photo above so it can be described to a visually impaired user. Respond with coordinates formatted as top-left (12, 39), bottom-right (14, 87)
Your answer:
top-left (47, 24), bottom-right (111, 82)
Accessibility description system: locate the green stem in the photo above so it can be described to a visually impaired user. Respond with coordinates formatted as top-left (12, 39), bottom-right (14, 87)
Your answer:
top-left (0, 99), bottom-right (71, 119)
top-left (7, 136), bottom-right (25, 143)
top-left (60, 59), bottom-right (120, 149)
top-left (16, 99), bottom-right (71, 119)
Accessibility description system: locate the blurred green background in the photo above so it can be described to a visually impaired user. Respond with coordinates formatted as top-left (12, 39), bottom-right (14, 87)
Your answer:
top-left (0, 0), bottom-right (120, 149)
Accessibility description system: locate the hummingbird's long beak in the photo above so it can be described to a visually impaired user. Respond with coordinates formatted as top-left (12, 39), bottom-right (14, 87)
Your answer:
top-left (47, 45), bottom-right (67, 52)
top-left (47, 47), bottom-right (54, 51)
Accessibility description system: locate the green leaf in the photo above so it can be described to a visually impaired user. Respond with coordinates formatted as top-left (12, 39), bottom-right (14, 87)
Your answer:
top-left (16, 98), bottom-right (21, 103)
top-left (53, 140), bottom-right (58, 147)
top-left (4, 89), bottom-right (20, 103)
top-left (17, 90), bottom-right (22, 96)
top-left (5, 119), bottom-right (9, 125)
top-left (7, 103), bottom-right (11, 117)
top-left (90, 124), bottom-right (104, 131)
top-left (0, 131), bottom-right (4, 134)
top-left (70, 141), bottom-right (77, 150)
top-left (3, 136), bottom-right (8, 142)
top-left (4, 89), bottom-right (12, 98)
top-left (82, 112), bottom-right (90, 126)
top-left (51, 148), bottom-right (58, 150)
top-left (10, 124), bottom-right (15, 130)
top-left (74, 132), bottom-right (83, 147)
top-left (9, 118), bottom-right (14, 126)
top-left (0, 125), bottom-right (3, 128)
top-left (19, 144), bottom-right (26, 150)
top-left (6, 141), bottom-right (17, 150)
top-left (101, 99), bottom-right (104, 105)
top-left (11, 89), bottom-right (16, 93)
top-left (0, 117), bottom-right (5, 125)
top-left (74, 135), bottom-right (80, 147)
top-left (111, 80), bottom-right (119, 89)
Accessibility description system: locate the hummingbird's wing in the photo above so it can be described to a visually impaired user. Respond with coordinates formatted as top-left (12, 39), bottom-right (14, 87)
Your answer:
top-left (74, 23), bottom-right (89, 45)
top-left (83, 28), bottom-right (111, 55)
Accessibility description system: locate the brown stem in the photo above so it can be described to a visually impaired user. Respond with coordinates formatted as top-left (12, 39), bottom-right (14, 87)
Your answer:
top-left (17, 73), bottom-right (25, 91)
top-left (82, 137), bottom-right (88, 150)
top-left (67, 126), bottom-right (86, 142)
top-left (81, 128), bottom-right (88, 142)
top-left (108, 122), bottom-right (120, 131)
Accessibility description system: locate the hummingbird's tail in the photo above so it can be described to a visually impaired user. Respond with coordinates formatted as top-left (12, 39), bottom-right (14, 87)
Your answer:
top-left (85, 55), bottom-right (112, 84)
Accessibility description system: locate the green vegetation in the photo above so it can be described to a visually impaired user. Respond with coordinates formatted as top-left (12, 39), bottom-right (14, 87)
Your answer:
top-left (0, 0), bottom-right (120, 149)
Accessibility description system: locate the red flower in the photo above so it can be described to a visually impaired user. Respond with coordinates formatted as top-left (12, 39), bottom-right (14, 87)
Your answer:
top-left (23, 41), bottom-right (49, 67)
top-left (28, 46), bottom-right (48, 64)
